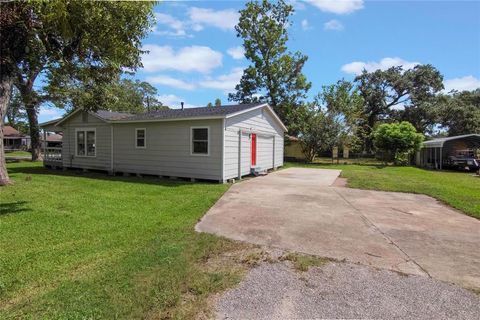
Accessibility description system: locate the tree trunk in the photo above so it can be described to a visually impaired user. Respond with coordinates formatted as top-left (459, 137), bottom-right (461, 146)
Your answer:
top-left (0, 76), bottom-right (13, 186)
top-left (25, 103), bottom-right (41, 161)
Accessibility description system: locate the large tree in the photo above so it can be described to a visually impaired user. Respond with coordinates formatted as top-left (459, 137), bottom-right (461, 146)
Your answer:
top-left (436, 89), bottom-right (480, 136)
top-left (355, 64), bottom-right (443, 151)
top-left (296, 103), bottom-right (343, 163)
top-left (5, 87), bottom-right (28, 133)
top-left (47, 78), bottom-right (166, 114)
top-left (0, 1), bottom-right (154, 185)
top-left (229, 0), bottom-right (311, 131)
top-left (318, 80), bottom-right (365, 151)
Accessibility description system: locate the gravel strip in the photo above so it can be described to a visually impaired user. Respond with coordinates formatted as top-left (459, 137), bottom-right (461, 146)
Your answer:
top-left (216, 261), bottom-right (480, 320)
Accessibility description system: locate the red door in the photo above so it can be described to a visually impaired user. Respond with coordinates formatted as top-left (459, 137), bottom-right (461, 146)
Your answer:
top-left (251, 134), bottom-right (257, 166)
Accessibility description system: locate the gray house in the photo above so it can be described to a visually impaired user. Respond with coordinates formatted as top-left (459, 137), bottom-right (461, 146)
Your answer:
top-left (40, 103), bottom-right (286, 182)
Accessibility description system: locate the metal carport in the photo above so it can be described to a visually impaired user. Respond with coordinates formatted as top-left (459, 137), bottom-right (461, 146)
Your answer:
top-left (417, 134), bottom-right (480, 170)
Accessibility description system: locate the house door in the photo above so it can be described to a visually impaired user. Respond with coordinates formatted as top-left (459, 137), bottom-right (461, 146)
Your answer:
top-left (251, 134), bottom-right (257, 166)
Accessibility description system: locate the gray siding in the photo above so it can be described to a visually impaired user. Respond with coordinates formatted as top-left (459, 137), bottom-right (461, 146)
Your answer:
top-left (112, 119), bottom-right (223, 180)
top-left (223, 107), bottom-right (285, 180)
top-left (57, 107), bottom-right (283, 182)
top-left (61, 112), bottom-right (112, 170)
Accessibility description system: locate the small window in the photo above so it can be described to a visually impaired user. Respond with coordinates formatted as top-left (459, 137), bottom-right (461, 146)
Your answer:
top-left (191, 127), bottom-right (209, 155)
top-left (76, 129), bottom-right (95, 157)
top-left (136, 128), bottom-right (146, 148)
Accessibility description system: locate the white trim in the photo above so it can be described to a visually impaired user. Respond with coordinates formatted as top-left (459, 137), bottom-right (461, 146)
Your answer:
top-left (224, 103), bottom-right (288, 132)
top-left (114, 115), bottom-right (225, 124)
top-left (225, 103), bottom-right (268, 119)
top-left (221, 118), bottom-right (225, 180)
top-left (75, 127), bottom-right (97, 157)
top-left (263, 105), bottom-right (288, 132)
top-left (135, 128), bottom-right (147, 149)
top-left (55, 108), bottom-right (83, 126)
top-left (190, 126), bottom-right (210, 156)
top-left (55, 109), bottom-right (109, 126)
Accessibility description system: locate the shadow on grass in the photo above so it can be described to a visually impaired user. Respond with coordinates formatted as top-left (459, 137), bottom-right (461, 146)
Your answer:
top-left (6, 165), bottom-right (218, 187)
top-left (0, 201), bottom-right (31, 216)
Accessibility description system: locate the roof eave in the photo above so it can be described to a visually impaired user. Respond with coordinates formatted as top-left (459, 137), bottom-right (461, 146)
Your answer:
top-left (224, 103), bottom-right (288, 132)
top-left (110, 115), bottom-right (226, 124)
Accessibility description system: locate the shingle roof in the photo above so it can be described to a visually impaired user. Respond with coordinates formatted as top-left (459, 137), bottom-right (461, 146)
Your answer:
top-left (42, 133), bottom-right (63, 142)
top-left (95, 110), bottom-right (133, 121)
top-left (116, 103), bottom-right (266, 122)
top-left (41, 102), bottom-right (282, 129)
top-left (2, 126), bottom-right (23, 137)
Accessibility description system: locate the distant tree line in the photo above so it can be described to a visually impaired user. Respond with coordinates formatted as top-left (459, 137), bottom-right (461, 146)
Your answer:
top-left (229, 0), bottom-right (480, 163)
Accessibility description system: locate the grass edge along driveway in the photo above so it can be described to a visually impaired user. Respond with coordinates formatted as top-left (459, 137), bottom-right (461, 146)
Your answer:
top-left (285, 162), bottom-right (480, 219)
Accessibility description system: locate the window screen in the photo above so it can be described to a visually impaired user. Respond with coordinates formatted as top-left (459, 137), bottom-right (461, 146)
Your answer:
top-left (136, 129), bottom-right (146, 148)
top-left (192, 128), bottom-right (208, 155)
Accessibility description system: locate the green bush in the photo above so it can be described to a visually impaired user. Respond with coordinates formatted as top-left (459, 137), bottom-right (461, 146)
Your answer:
top-left (373, 122), bottom-right (424, 165)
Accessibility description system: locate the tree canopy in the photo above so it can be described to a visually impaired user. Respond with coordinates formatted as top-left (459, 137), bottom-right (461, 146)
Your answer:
top-left (435, 89), bottom-right (480, 136)
top-left (0, 1), bottom-right (155, 184)
top-left (355, 64), bottom-right (443, 151)
top-left (229, 0), bottom-right (311, 131)
top-left (373, 122), bottom-right (424, 164)
top-left (48, 78), bottom-right (167, 114)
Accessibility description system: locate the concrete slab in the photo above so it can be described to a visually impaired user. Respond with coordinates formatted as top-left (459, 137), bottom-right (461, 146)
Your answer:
top-left (196, 168), bottom-right (480, 289)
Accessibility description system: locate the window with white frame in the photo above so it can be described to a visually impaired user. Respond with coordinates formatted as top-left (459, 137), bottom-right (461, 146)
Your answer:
top-left (76, 129), bottom-right (96, 157)
top-left (191, 127), bottom-right (209, 155)
top-left (135, 128), bottom-right (146, 148)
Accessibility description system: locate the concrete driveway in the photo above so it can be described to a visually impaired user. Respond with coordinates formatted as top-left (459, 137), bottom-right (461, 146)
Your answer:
top-left (196, 168), bottom-right (480, 290)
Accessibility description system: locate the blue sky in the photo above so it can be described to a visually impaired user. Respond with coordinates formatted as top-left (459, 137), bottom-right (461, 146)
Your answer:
top-left (39, 0), bottom-right (480, 122)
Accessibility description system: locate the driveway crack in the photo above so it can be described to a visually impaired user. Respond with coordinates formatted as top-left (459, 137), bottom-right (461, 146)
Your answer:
top-left (332, 188), bottom-right (431, 278)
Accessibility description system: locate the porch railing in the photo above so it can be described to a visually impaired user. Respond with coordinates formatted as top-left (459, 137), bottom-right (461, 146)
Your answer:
top-left (45, 147), bottom-right (62, 162)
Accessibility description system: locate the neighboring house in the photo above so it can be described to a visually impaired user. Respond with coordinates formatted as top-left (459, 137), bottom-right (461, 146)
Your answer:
top-left (40, 103), bottom-right (286, 182)
top-left (41, 133), bottom-right (63, 148)
top-left (284, 135), bottom-right (305, 161)
top-left (2, 126), bottom-right (30, 151)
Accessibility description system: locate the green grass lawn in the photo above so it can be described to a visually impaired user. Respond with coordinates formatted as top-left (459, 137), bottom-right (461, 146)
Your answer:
top-left (0, 162), bottom-right (253, 319)
top-left (286, 162), bottom-right (480, 219)
top-left (4, 151), bottom-right (31, 158)
top-left (2, 161), bottom-right (479, 318)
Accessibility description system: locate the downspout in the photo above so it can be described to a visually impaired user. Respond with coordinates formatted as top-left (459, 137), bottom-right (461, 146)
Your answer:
top-left (110, 124), bottom-right (114, 174)
top-left (221, 118), bottom-right (225, 182)
top-left (238, 129), bottom-right (242, 180)
top-left (272, 135), bottom-right (276, 169)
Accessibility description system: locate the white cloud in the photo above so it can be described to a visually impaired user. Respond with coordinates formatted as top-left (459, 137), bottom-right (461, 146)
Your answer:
top-left (443, 76), bottom-right (480, 93)
top-left (188, 7), bottom-right (239, 31)
top-left (227, 46), bottom-right (245, 60)
top-left (324, 19), bottom-right (344, 31)
top-left (199, 67), bottom-right (244, 93)
top-left (341, 57), bottom-right (420, 75)
top-left (306, 0), bottom-right (364, 14)
top-left (153, 13), bottom-right (190, 37)
top-left (39, 106), bottom-right (63, 121)
top-left (157, 94), bottom-right (201, 109)
top-left (145, 75), bottom-right (196, 91)
top-left (301, 19), bottom-right (312, 31)
top-left (288, 0), bottom-right (307, 10)
top-left (142, 45), bottom-right (223, 73)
